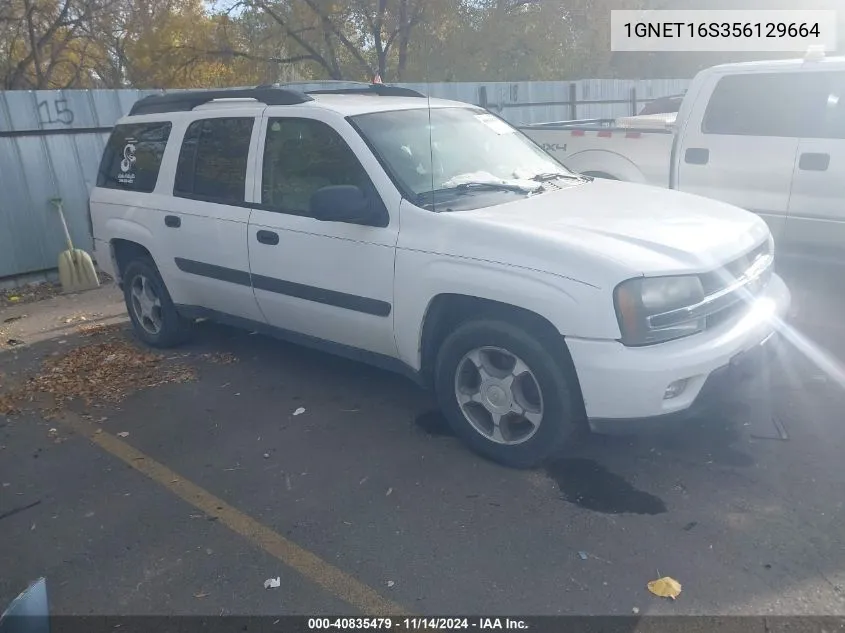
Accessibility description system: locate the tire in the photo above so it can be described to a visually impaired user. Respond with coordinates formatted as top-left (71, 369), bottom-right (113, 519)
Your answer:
top-left (122, 257), bottom-right (192, 348)
top-left (434, 319), bottom-right (579, 469)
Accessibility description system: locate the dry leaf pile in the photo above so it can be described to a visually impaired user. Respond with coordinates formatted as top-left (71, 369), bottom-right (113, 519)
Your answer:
top-left (197, 352), bottom-right (239, 364)
top-left (0, 337), bottom-right (197, 416)
top-left (0, 271), bottom-right (113, 308)
top-left (0, 282), bottom-right (62, 308)
top-left (77, 322), bottom-right (126, 337)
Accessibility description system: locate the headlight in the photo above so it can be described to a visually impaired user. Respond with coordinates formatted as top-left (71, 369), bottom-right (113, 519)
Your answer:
top-left (614, 275), bottom-right (705, 346)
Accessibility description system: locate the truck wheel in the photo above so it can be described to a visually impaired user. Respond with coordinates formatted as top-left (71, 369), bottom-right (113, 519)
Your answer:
top-left (434, 319), bottom-right (579, 468)
top-left (122, 257), bottom-right (192, 348)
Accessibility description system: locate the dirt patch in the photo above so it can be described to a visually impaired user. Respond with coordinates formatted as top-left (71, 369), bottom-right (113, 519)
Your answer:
top-left (0, 272), bottom-right (113, 309)
top-left (0, 331), bottom-right (196, 417)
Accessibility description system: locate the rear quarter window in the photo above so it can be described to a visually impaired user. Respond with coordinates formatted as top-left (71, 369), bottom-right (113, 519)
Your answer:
top-left (701, 71), bottom-right (838, 138)
top-left (97, 122), bottom-right (172, 192)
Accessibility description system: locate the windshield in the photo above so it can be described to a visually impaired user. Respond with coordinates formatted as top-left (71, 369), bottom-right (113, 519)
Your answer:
top-left (350, 106), bottom-right (574, 200)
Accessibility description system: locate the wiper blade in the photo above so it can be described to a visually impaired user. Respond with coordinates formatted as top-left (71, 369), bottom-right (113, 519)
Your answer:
top-left (530, 171), bottom-right (588, 182)
top-left (453, 181), bottom-right (539, 193)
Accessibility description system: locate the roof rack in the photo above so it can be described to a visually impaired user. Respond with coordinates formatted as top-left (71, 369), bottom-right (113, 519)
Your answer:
top-left (265, 80), bottom-right (427, 98)
top-left (128, 87), bottom-right (313, 116)
top-left (128, 81), bottom-right (427, 116)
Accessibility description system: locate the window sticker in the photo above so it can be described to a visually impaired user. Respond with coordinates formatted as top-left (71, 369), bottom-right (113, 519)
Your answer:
top-left (118, 138), bottom-right (137, 185)
top-left (475, 113), bottom-right (514, 135)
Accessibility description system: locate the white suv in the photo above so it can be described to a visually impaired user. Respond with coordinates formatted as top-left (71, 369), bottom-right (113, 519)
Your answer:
top-left (89, 83), bottom-right (791, 468)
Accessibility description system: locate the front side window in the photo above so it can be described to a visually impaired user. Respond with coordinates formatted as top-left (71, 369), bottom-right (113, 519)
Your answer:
top-left (97, 122), bottom-right (172, 193)
top-left (350, 106), bottom-right (573, 200)
top-left (261, 117), bottom-right (375, 216)
top-left (174, 117), bottom-right (255, 204)
top-left (702, 71), bottom-right (842, 138)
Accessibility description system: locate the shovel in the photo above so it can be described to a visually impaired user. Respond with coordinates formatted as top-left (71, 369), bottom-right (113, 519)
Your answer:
top-left (49, 197), bottom-right (100, 293)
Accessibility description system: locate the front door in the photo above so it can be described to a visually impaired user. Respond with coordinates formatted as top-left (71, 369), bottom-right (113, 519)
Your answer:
top-left (247, 113), bottom-right (400, 358)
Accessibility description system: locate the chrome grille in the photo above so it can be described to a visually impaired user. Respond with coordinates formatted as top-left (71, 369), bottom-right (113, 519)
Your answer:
top-left (702, 241), bottom-right (773, 329)
top-left (647, 240), bottom-right (774, 332)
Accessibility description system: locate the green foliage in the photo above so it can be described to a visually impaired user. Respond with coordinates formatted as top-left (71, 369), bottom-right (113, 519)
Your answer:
top-left (3, 0), bottom-right (844, 89)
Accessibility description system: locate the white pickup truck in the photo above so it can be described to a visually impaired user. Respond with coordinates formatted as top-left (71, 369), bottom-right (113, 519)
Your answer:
top-left (521, 50), bottom-right (845, 258)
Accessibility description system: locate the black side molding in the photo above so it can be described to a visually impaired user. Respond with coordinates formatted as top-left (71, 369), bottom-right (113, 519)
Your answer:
top-left (173, 258), bottom-right (391, 317)
top-left (174, 258), bottom-right (251, 286)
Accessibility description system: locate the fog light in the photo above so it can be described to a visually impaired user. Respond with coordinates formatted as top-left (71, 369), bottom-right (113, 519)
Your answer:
top-left (664, 378), bottom-right (689, 400)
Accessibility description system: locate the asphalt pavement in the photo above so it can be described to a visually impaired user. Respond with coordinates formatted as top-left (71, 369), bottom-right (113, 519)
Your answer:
top-left (1, 257), bottom-right (845, 617)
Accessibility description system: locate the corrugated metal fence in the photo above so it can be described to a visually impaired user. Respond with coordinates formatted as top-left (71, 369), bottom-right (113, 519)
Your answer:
top-left (0, 78), bottom-right (689, 281)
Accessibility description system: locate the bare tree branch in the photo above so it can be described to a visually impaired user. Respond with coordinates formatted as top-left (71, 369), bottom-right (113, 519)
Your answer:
top-left (299, 0), bottom-right (373, 77)
top-left (249, 0), bottom-right (341, 78)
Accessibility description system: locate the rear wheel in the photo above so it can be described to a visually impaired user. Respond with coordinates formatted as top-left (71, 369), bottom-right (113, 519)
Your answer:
top-left (122, 257), bottom-right (192, 348)
top-left (434, 319), bottom-right (579, 468)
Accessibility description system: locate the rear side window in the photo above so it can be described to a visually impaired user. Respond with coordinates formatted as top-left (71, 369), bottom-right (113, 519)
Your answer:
top-left (174, 117), bottom-right (255, 204)
top-left (97, 122), bottom-right (172, 192)
top-left (702, 71), bottom-right (843, 138)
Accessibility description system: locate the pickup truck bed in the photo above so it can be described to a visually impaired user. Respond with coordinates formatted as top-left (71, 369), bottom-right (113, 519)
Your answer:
top-left (520, 115), bottom-right (676, 187)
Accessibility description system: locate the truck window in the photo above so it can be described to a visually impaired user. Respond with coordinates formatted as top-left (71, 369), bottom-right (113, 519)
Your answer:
top-left (261, 118), bottom-right (375, 216)
top-left (97, 122), bottom-right (172, 193)
top-left (702, 72), bottom-right (840, 139)
top-left (174, 117), bottom-right (255, 204)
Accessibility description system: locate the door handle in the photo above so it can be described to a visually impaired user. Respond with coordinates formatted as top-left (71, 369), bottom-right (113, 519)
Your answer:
top-left (164, 215), bottom-right (181, 228)
top-left (798, 152), bottom-right (830, 171)
top-left (685, 147), bottom-right (709, 165)
top-left (256, 230), bottom-right (279, 245)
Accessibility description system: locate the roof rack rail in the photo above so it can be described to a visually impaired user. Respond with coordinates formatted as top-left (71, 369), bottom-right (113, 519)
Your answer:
top-left (128, 87), bottom-right (313, 116)
top-left (260, 81), bottom-right (427, 99)
top-left (308, 85), bottom-right (426, 98)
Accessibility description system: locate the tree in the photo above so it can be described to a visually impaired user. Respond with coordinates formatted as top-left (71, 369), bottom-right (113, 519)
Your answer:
top-left (229, 0), bottom-right (427, 81)
top-left (1, 0), bottom-right (119, 89)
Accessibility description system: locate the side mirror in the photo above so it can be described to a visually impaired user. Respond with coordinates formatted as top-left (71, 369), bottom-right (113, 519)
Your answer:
top-left (310, 185), bottom-right (380, 225)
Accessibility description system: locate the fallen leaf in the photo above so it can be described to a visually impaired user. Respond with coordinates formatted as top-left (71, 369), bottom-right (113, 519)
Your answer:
top-left (8, 296), bottom-right (20, 302)
top-left (0, 338), bottom-right (198, 417)
top-left (647, 576), bottom-right (682, 600)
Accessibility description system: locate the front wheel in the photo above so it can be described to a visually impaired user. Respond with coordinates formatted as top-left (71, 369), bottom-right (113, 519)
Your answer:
top-left (434, 319), bottom-right (580, 468)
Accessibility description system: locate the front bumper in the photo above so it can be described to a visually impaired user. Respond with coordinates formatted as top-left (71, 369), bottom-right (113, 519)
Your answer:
top-left (567, 273), bottom-right (791, 427)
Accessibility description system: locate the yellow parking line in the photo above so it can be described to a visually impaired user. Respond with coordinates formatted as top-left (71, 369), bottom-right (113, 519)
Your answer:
top-left (61, 411), bottom-right (408, 616)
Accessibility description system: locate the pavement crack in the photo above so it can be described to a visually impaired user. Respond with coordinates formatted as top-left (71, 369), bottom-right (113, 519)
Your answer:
top-left (0, 499), bottom-right (42, 522)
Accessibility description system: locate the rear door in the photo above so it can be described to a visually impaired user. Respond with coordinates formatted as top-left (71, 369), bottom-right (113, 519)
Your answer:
top-left (675, 71), bottom-right (802, 247)
top-left (785, 69), bottom-right (845, 257)
top-left (154, 112), bottom-right (265, 322)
